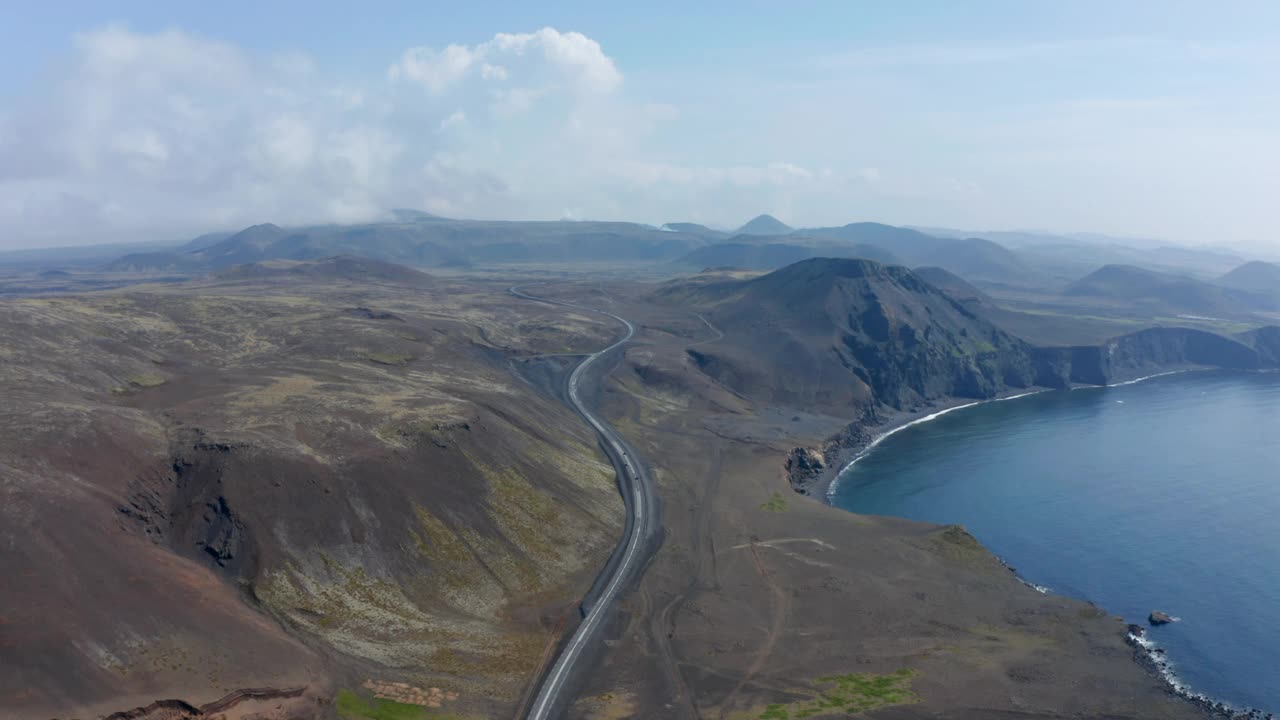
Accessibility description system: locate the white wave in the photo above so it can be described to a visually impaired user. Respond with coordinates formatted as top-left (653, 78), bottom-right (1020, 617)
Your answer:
top-left (827, 390), bottom-right (1047, 497)
top-left (1106, 369), bottom-right (1187, 387)
top-left (827, 402), bottom-right (978, 496)
top-left (996, 390), bottom-right (1047, 402)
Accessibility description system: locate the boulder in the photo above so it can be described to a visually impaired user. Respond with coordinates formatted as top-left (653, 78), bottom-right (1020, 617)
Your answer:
top-left (1149, 611), bottom-right (1175, 625)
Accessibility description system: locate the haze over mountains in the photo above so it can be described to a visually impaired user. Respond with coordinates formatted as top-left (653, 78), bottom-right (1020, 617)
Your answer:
top-left (5, 210), bottom-right (1274, 333)
top-left (6, 212), bottom-right (1280, 718)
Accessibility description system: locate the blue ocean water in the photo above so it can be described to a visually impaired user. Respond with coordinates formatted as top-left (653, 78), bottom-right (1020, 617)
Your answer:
top-left (829, 371), bottom-right (1280, 713)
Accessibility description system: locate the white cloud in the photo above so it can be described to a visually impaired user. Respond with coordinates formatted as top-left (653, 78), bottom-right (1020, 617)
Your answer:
top-left (388, 44), bottom-right (476, 94)
top-left (438, 110), bottom-right (467, 130)
top-left (389, 27), bottom-right (620, 100)
top-left (0, 24), bottom-right (845, 248)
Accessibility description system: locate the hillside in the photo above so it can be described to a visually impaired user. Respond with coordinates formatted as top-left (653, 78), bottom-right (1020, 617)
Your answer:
top-left (735, 214), bottom-right (793, 235)
top-left (658, 258), bottom-right (1280, 415)
top-left (215, 255), bottom-right (434, 287)
top-left (927, 236), bottom-right (1034, 282)
top-left (0, 273), bottom-right (624, 719)
top-left (803, 221), bottom-right (941, 258)
top-left (913, 265), bottom-right (992, 305)
top-left (1219, 260), bottom-right (1280, 296)
top-left (103, 218), bottom-right (717, 272)
top-left (673, 241), bottom-right (900, 271)
top-left (660, 222), bottom-right (728, 238)
top-left (1065, 264), bottom-right (1274, 316)
top-left (655, 257), bottom-right (1051, 412)
top-left (800, 223), bottom-right (1038, 286)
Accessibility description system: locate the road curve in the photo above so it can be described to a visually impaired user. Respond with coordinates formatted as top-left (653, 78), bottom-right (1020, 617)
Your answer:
top-left (510, 285), bottom-right (662, 720)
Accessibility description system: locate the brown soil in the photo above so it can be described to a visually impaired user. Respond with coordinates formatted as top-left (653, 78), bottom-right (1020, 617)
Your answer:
top-left (559, 286), bottom-right (1209, 720)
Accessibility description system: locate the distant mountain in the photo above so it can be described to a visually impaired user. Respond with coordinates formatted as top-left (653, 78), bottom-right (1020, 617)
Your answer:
top-left (215, 256), bottom-right (433, 287)
top-left (1065, 264), bottom-right (1274, 316)
top-left (388, 208), bottom-right (449, 222)
top-left (660, 222), bottom-right (729, 239)
top-left (104, 250), bottom-right (211, 273)
top-left (927, 237), bottom-right (1033, 282)
top-left (103, 218), bottom-right (718, 272)
top-left (177, 230), bottom-right (236, 252)
top-left (804, 222), bottom-right (939, 256)
top-left (799, 222), bottom-right (1040, 287)
top-left (674, 243), bottom-right (814, 272)
top-left (913, 266), bottom-right (992, 305)
top-left (674, 239), bottom-right (900, 272)
top-left (913, 226), bottom-right (1251, 281)
top-left (1219, 261), bottom-right (1280, 296)
top-left (735, 214), bottom-right (793, 236)
top-left (195, 223), bottom-right (293, 266)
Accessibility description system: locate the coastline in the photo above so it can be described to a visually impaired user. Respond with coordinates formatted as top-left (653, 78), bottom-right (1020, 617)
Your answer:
top-left (808, 367), bottom-right (1273, 720)
top-left (812, 386), bottom-right (1049, 501)
top-left (816, 367), bottom-right (1208, 500)
top-left (1127, 629), bottom-right (1273, 719)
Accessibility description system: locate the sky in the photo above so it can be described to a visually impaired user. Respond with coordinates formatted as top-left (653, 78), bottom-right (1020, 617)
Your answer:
top-left (1, 0), bottom-right (1278, 251)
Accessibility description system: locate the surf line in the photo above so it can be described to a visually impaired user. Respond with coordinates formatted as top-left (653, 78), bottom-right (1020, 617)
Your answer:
top-left (826, 389), bottom-right (1047, 498)
top-left (828, 369), bottom-right (1202, 498)
top-left (1100, 369), bottom-right (1190, 388)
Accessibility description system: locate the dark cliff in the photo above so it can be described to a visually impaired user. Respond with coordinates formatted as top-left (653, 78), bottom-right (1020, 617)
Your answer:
top-left (660, 258), bottom-right (1050, 414)
top-left (659, 258), bottom-right (1280, 416)
top-left (655, 258), bottom-right (1280, 493)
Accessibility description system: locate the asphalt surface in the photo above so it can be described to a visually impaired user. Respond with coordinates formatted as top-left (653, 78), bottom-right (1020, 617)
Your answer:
top-left (510, 285), bottom-right (663, 720)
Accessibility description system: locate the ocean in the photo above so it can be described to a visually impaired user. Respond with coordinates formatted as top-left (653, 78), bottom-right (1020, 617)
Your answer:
top-left (828, 370), bottom-right (1280, 713)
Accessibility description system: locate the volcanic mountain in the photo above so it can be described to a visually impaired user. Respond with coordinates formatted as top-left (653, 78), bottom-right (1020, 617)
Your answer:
top-left (657, 257), bottom-right (1046, 412)
top-left (1219, 260), bottom-right (1280, 298)
top-left (735, 214), bottom-right (794, 236)
top-left (1065, 263), bottom-right (1275, 316)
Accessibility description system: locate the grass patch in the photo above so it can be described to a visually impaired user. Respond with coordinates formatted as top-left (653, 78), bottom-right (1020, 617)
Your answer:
top-left (755, 669), bottom-right (920, 718)
top-left (364, 351), bottom-right (415, 366)
top-left (127, 373), bottom-right (167, 387)
top-left (336, 690), bottom-right (426, 720)
top-left (760, 491), bottom-right (789, 513)
top-left (335, 689), bottom-right (474, 720)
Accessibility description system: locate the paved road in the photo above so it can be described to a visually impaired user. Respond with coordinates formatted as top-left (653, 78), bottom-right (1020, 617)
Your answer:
top-left (510, 285), bottom-right (662, 720)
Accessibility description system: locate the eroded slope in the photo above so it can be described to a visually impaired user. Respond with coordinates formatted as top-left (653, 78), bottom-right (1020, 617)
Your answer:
top-left (0, 269), bottom-right (623, 719)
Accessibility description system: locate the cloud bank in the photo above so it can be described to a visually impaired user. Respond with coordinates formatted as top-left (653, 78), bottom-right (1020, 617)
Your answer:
top-left (2, 24), bottom-right (1275, 250)
top-left (0, 25), bottom-right (837, 248)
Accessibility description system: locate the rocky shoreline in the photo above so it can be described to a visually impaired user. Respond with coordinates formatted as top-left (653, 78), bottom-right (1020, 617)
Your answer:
top-left (785, 387), bottom-right (1043, 498)
top-left (1127, 626), bottom-right (1274, 720)
top-left (787, 371), bottom-right (1275, 720)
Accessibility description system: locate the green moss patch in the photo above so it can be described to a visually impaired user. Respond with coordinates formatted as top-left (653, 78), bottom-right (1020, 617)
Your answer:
top-left (335, 689), bottom-right (473, 720)
top-left (337, 690), bottom-right (427, 720)
top-left (760, 491), bottom-right (789, 512)
top-left (127, 373), bottom-right (167, 387)
top-left (756, 669), bottom-right (920, 718)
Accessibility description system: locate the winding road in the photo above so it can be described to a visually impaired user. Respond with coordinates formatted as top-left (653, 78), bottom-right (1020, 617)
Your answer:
top-left (510, 285), bottom-right (662, 720)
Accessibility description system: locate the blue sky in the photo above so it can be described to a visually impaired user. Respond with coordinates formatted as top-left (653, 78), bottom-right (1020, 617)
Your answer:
top-left (2, 1), bottom-right (1278, 249)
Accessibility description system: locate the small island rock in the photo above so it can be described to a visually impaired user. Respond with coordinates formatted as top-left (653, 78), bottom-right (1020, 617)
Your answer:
top-left (1149, 611), bottom-right (1175, 625)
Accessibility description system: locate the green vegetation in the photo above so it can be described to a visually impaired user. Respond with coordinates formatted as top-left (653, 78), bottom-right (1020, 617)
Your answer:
top-left (336, 690), bottom-right (426, 720)
top-left (760, 491), bottom-right (789, 512)
top-left (756, 669), bottom-right (920, 718)
top-left (336, 689), bottom-right (470, 720)
top-left (127, 373), bottom-right (167, 387)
